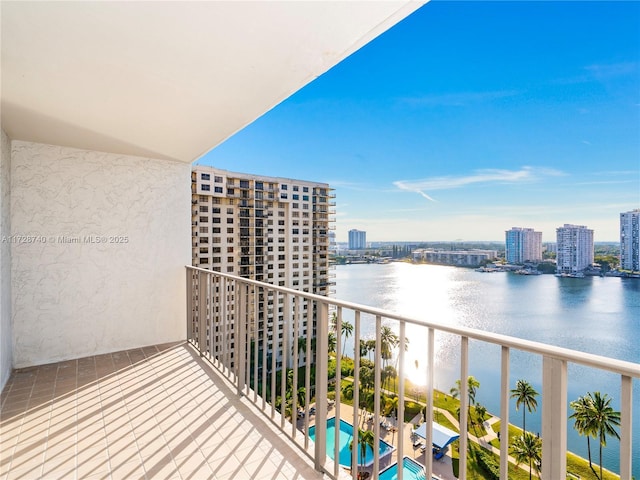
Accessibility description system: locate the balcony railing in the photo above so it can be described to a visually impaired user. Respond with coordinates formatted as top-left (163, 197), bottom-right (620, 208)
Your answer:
top-left (186, 266), bottom-right (638, 480)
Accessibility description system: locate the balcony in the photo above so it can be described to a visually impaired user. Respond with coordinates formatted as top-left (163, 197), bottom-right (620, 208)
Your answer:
top-left (185, 267), bottom-right (639, 480)
top-left (0, 343), bottom-right (327, 480)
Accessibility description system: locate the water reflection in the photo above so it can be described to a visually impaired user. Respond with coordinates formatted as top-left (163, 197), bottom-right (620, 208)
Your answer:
top-left (333, 263), bottom-right (639, 476)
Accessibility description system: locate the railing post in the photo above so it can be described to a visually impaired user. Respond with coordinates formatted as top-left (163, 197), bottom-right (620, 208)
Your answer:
top-left (186, 268), bottom-right (193, 342)
top-left (236, 281), bottom-right (247, 396)
top-left (373, 315), bottom-right (382, 479)
top-left (620, 375), bottom-right (632, 480)
top-left (425, 327), bottom-right (434, 479)
top-left (314, 300), bottom-right (328, 472)
top-left (198, 271), bottom-right (207, 356)
top-left (542, 356), bottom-right (567, 480)
top-left (500, 346), bottom-right (510, 480)
top-left (459, 336), bottom-right (469, 480)
top-left (398, 321), bottom-right (405, 480)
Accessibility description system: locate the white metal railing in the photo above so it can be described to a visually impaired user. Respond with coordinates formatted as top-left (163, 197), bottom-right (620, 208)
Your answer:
top-left (186, 266), bottom-right (639, 480)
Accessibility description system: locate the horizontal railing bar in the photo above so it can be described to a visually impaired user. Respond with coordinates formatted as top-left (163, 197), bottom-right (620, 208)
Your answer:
top-left (186, 266), bottom-right (640, 378)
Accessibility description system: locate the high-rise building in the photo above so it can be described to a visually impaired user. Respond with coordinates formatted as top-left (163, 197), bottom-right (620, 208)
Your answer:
top-left (556, 224), bottom-right (594, 274)
top-left (505, 227), bottom-right (542, 264)
top-left (348, 229), bottom-right (366, 249)
top-left (191, 166), bottom-right (334, 369)
top-left (620, 209), bottom-right (640, 272)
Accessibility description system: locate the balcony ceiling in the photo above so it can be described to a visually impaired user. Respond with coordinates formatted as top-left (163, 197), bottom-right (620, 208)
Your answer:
top-left (1, 1), bottom-right (424, 163)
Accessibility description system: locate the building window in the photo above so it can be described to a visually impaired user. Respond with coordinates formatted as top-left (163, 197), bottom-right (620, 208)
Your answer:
top-left (200, 258), bottom-right (209, 264)
top-left (212, 197), bottom-right (221, 204)
top-left (199, 216), bottom-right (208, 223)
top-left (213, 257), bottom-right (221, 263)
top-left (199, 227), bottom-right (208, 233)
top-left (214, 186), bottom-right (223, 193)
top-left (280, 193), bottom-right (288, 199)
top-left (212, 227), bottom-right (221, 233)
top-left (227, 227), bottom-right (234, 234)
top-left (240, 180), bottom-right (249, 188)
top-left (228, 188), bottom-right (234, 195)
top-left (227, 246), bottom-right (234, 253)
top-left (293, 194), bottom-right (299, 200)
top-left (292, 203), bottom-right (299, 209)
top-left (199, 206), bottom-right (208, 212)
top-left (227, 266), bottom-right (234, 273)
top-left (255, 181), bottom-right (263, 190)
top-left (303, 187), bottom-right (309, 193)
top-left (281, 184), bottom-right (288, 190)
top-left (212, 218), bottom-right (221, 224)
top-left (227, 218), bottom-right (234, 224)
top-left (202, 184), bottom-right (210, 191)
top-left (201, 173), bottom-right (210, 180)
top-left (227, 256), bottom-right (234, 262)
top-left (303, 195), bottom-right (309, 201)
top-left (214, 176), bottom-right (223, 183)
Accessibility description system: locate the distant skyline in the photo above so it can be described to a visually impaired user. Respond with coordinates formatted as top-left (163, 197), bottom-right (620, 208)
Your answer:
top-left (200, 1), bottom-right (640, 242)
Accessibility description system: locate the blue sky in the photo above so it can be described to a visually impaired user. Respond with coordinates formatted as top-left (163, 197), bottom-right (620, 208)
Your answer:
top-left (200, 1), bottom-right (640, 242)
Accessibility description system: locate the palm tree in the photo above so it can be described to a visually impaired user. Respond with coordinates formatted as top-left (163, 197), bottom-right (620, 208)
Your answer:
top-left (382, 365), bottom-right (397, 391)
top-left (450, 376), bottom-right (480, 425)
top-left (350, 428), bottom-right (375, 471)
top-left (341, 320), bottom-right (353, 355)
top-left (511, 432), bottom-right (542, 480)
top-left (510, 379), bottom-right (539, 434)
top-left (570, 394), bottom-right (597, 468)
top-left (591, 391), bottom-right (621, 480)
top-left (342, 382), bottom-right (354, 401)
top-left (328, 331), bottom-right (337, 354)
top-left (297, 387), bottom-right (306, 408)
top-left (386, 395), bottom-right (399, 422)
top-left (380, 326), bottom-right (399, 368)
top-left (365, 339), bottom-right (376, 361)
top-left (330, 312), bottom-right (338, 331)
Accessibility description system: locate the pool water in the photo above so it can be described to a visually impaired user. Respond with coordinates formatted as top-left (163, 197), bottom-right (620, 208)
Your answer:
top-left (308, 417), bottom-right (395, 468)
top-left (379, 457), bottom-right (432, 480)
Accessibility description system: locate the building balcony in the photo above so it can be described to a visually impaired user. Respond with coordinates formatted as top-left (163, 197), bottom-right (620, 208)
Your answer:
top-left (184, 267), bottom-right (638, 480)
top-left (0, 343), bottom-right (327, 480)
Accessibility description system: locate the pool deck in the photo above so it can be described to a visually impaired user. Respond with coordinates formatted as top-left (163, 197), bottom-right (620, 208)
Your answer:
top-left (301, 403), bottom-right (456, 480)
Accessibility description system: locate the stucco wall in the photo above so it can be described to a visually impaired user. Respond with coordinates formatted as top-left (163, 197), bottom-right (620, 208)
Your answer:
top-left (1, 129), bottom-right (13, 389)
top-left (11, 141), bottom-right (190, 367)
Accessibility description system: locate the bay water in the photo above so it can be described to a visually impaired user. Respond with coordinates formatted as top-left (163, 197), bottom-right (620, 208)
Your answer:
top-left (333, 262), bottom-right (640, 476)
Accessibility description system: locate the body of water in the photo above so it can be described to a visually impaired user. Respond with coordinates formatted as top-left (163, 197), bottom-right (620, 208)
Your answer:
top-left (333, 262), bottom-right (640, 476)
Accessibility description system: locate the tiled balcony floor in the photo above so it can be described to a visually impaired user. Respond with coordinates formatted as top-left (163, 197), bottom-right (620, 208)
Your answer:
top-left (0, 342), bottom-right (326, 480)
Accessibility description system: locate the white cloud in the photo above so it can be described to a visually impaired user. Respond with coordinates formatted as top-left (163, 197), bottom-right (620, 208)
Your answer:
top-left (393, 166), bottom-right (564, 201)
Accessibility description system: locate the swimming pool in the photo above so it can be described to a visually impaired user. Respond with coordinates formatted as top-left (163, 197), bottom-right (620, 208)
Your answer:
top-left (379, 456), bottom-right (434, 480)
top-left (308, 417), bottom-right (395, 468)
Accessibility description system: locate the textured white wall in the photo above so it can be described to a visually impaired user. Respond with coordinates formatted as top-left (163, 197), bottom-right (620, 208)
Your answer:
top-left (11, 141), bottom-right (190, 367)
top-left (1, 130), bottom-right (13, 389)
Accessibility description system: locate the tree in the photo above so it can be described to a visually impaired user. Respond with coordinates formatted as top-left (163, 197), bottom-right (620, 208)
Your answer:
top-left (380, 326), bottom-right (399, 369)
top-left (340, 321), bottom-right (353, 355)
top-left (330, 312), bottom-right (338, 331)
top-left (350, 428), bottom-right (375, 471)
top-left (591, 392), bottom-right (621, 480)
top-left (342, 382), bottom-right (354, 401)
top-left (510, 379), bottom-right (539, 434)
top-left (386, 395), bottom-right (399, 421)
top-left (297, 387), bottom-right (306, 408)
top-left (382, 365), bottom-right (397, 391)
top-left (570, 394), bottom-right (598, 469)
top-left (511, 432), bottom-right (542, 480)
top-left (450, 376), bottom-right (480, 429)
top-left (328, 331), bottom-right (337, 355)
top-left (341, 320), bottom-right (354, 355)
